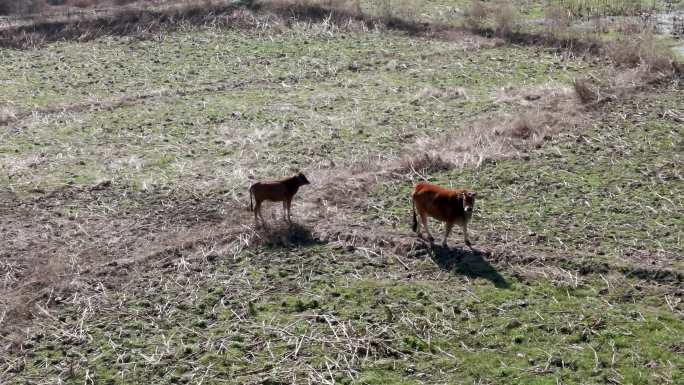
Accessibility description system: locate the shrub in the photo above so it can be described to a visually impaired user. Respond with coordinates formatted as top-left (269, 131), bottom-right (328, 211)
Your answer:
top-left (69, 0), bottom-right (97, 8)
top-left (400, 153), bottom-right (452, 174)
top-left (0, 105), bottom-right (17, 124)
top-left (573, 78), bottom-right (598, 104)
top-left (606, 33), bottom-right (677, 76)
top-left (493, 0), bottom-right (516, 37)
top-left (544, 5), bottom-right (569, 33)
top-left (0, 0), bottom-right (44, 15)
top-left (464, 0), bottom-right (487, 30)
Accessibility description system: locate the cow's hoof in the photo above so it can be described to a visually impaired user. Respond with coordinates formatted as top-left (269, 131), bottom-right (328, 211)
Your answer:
top-left (428, 236), bottom-right (435, 243)
top-left (465, 240), bottom-right (472, 247)
top-left (442, 242), bottom-right (448, 248)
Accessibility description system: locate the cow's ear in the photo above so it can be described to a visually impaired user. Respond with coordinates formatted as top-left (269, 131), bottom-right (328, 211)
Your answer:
top-left (469, 192), bottom-right (477, 198)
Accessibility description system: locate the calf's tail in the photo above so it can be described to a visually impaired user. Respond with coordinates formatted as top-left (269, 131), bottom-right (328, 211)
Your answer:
top-left (411, 197), bottom-right (418, 233)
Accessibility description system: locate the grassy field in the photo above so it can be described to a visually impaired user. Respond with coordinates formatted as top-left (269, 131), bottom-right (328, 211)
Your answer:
top-left (1, 1), bottom-right (683, 384)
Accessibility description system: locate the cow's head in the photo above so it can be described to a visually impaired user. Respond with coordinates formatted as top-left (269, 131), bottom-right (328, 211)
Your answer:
top-left (462, 191), bottom-right (476, 213)
top-left (296, 172), bottom-right (310, 186)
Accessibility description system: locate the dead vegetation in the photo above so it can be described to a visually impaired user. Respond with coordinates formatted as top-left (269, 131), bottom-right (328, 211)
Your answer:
top-left (464, 0), bottom-right (487, 30)
top-left (573, 78), bottom-right (600, 104)
top-left (0, 77), bottom-right (270, 127)
top-left (0, 0), bottom-right (585, 53)
top-left (0, 0), bottom-right (381, 49)
top-left (0, 185), bottom-right (237, 346)
top-left (1, 0), bottom-right (680, 92)
top-left (0, 79), bottom-right (602, 340)
top-left (411, 86), bottom-right (466, 105)
top-left (0, 104), bottom-right (17, 124)
top-left (492, 0), bottom-right (516, 38)
top-left (572, 35), bottom-right (682, 108)
top-left (400, 153), bottom-right (453, 174)
top-left (567, 31), bottom-right (682, 108)
top-left (464, 0), bottom-right (519, 38)
top-left (605, 32), bottom-right (673, 71)
top-left (544, 5), bottom-right (570, 33)
top-left (1, 0), bottom-right (682, 368)
top-left (407, 85), bottom-right (585, 169)
top-left (0, 0), bottom-right (43, 15)
top-left (0, 2), bottom-right (248, 49)
top-left (0, 81), bottom-right (592, 331)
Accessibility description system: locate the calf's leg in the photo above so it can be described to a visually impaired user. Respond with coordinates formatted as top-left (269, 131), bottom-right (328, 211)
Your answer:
top-left (461, 222), bottom-right (471, 247)
top-left (255, 200), bottom-right (265, 225)
top-left (286, 198), bottom-right (293, 223)
top-left (419, 212), bottom-right (434, 242)
top-left (443, 222), bottom-right (454, 247)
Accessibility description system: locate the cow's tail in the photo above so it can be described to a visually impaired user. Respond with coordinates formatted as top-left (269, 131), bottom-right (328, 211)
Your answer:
top-left (411, 197), bottom-right (418, 233)
top-left (249, 186), bottom-right (254, 212)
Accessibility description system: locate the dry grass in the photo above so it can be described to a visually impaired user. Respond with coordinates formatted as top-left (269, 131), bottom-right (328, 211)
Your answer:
top-left (606, 34), bottom-right (649, 68)
top-left (504, 112), bottom-right (549, 140)
top-left (0, 187), bottom-right (241, 347)
top-left (603, 33), bottom-right (681, 90)
top-left (69, 0), bottom-right (98, 8)
top-left (379, 0), bottom-right (417, 22)
top-left (256, 0), bottom-right (362, 17)
top-left (0, 2), bottom-right (249, 48)
top-left (0, 105), bottom-right (17, 124)
top-left (410, 85), bottom-right (584, 168)
top-left (0, 0), bottom-right (680, 355)
top-left (544, 5), bottom-right (570, 33)
top-left (0, 0), bottom-right (424, 49)
top-left (492, 0), bottom-right (516, 38)
top-left (616, 17), bottom-right (650, 35)
top-left (398, 153), bottom-right (453, 176)
top-left (411, 86), bottom-right (466, 105)
top-left (464, 0), bottom-right (487, 30)
top-left (463, 0), bottom-right (518, 38)
top-left (606, 33), bottom-right (677, 72)
top-left (573, 78), bottom-right (600, 104)
top-left (0, 0), bottom-right (43, 15)
top-left (0, 247), bottom-right (74, 347)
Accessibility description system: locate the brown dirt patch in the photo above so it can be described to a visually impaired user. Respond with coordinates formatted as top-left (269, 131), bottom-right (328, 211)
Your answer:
top-left (0, 184), bottom-right (235, 339)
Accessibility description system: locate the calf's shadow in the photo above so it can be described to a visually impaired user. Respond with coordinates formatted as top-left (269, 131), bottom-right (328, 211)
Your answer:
top-left (427, 244), bottom-right (509, 289)
top-left (255, 222), bottom-right (322, 248)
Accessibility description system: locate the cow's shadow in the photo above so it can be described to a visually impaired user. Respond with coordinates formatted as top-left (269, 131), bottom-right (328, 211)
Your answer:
top-left (427, 243), bottom-right (509, 289)
top-left (255, 221), bottom-right (322, 248)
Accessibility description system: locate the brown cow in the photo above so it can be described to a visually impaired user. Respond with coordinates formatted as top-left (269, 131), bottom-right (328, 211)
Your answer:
top-left (411, 182), bottom-right (476, 247)
top-left (249, 172), bottom-right (310, 225)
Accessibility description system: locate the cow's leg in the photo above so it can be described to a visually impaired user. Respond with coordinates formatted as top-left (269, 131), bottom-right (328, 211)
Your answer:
top-left (282, 200), bottom-right (288, 222)
top-left (462, 222), bottom-right (471, 247)
top-left (419, 212), bottom-right (434, 242)
top-left (443, 222), bottom-right (454, 247)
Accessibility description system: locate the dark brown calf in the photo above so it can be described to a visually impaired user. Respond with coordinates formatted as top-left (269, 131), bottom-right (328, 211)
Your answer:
top-left (411, 182), bottom-right (477, 247)
top-left (249, 172), bottom-right (310, 225)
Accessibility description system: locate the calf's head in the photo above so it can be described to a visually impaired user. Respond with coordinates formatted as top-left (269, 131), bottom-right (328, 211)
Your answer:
top-left (462, 191), bottom-right (476, 213)
top-left (296, 172), bottom-right (310, 186)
